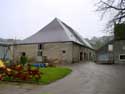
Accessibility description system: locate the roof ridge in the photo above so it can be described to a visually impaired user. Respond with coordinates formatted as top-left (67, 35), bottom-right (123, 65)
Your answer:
top-left (22, 18), bottom-right (65, 41)
top-left (18, 18), bottom-right (93, 49)
top-left (54, 18), bottom-right (93, 49)
top-left (55, 18), bottom-right (87, 46)
top-left (54, 18), bottom-right (73, 41)
top-left (60, 21), bottom-right (93, 49)
top-left (62, 22), bottom-right (84, 43)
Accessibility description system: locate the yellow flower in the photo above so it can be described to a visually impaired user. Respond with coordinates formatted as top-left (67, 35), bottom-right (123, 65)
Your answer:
top-left (0, 60), bottom-right (5, 68)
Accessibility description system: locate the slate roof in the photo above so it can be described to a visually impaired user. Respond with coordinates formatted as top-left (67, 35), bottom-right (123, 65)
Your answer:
top-left (0, 42), bottom-right (10, 46)
top-left (19, 18), bottom-right (93, 49)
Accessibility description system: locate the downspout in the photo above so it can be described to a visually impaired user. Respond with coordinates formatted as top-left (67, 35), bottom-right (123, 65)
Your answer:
top-left (72, 42), bottom-right (74, 63)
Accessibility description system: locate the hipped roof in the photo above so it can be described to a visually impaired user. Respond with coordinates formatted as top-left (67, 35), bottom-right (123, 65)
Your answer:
top-left (19, 18), bottom-right (93, 49)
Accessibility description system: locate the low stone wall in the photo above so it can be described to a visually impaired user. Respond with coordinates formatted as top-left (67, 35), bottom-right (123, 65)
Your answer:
top-left (11, 42), bottom-right (95, 64)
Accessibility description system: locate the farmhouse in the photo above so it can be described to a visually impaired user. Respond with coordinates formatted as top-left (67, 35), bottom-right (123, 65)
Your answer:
top-left (13, 18), bottom-right (95, 64)
top-left (96, 23), bottom-right (125, 64)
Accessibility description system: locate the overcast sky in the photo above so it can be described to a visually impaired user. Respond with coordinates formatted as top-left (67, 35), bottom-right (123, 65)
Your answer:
top-left (0, 0), bottom-right (109, 40)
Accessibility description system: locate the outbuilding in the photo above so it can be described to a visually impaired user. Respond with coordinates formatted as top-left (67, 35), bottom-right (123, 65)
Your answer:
top-left (0, 42), bottom-right (10, 60)
top-left (13, 18), bottom-right (95, 64)
top-left (96, 23), bottom-right (125, 64)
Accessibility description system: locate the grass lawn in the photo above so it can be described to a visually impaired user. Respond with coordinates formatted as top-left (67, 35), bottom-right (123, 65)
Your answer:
top-left (2, 66), bottom-right (71, 85)
top-left (39, 67), bottom-right (72, 84)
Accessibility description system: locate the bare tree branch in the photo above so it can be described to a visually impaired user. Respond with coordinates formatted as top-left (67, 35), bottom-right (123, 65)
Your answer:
top-left (100, 0), bottom-right (125, 11)
top-left (97, 0), bottom-right (125, 32)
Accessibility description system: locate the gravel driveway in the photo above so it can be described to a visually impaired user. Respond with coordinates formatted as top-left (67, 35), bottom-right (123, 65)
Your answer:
top-left (0, 62), bottom-right (125, 94)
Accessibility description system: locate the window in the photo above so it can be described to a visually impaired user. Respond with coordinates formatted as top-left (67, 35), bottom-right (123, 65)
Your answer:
top-left (119, 54), bottom-right (125, 61)
top-left (37, 51), bottom-right (42, 56)
top-left (62, 50), bottom-right (66, 54)
top-left (21, 52), bottom-right (26, 56)
top-left (108, 44), bottom-right (113, 52)
top-left (38, 44), bottom-right (43, 50)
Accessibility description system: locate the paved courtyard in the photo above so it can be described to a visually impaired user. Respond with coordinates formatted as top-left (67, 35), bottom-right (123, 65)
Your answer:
top-left (0, 62), bottom-right (125, 94)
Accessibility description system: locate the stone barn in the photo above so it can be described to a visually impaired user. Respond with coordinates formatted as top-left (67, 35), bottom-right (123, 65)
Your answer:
top-left (13, 18), bottom-right (95, 64)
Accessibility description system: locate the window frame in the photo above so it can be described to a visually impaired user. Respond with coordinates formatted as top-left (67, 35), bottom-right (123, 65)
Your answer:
top-left (38, 44), bottom-right (43, 50)
top-left (119, 54), bottom-right (125, 61)
top-left (108, 44), bottom-right (113, 52)
top-left (62, 50), bottom-right (66, 54)
top-left (37, 51), bottom-right (42, 56)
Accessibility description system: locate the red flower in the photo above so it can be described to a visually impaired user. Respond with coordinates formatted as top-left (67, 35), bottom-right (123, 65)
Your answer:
top-left (0, 74), bottom-right (3, 80)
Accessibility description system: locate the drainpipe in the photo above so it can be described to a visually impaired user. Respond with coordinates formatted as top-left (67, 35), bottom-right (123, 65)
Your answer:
top-left (72, 42), bottom-right (74, 63)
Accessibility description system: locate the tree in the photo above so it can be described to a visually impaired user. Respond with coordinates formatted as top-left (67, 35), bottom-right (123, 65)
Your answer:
top-left (97, 0), bottom-right (125, 32)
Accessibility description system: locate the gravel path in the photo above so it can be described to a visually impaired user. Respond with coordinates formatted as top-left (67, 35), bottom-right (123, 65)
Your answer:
top-left (0, 62), bottom-right (125, 94)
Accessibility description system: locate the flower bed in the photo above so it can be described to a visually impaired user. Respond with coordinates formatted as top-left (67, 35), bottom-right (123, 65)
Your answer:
top-left (0, 64), bottom-right (42, 83)
top-left (0, 60), bottom-right (72, 84)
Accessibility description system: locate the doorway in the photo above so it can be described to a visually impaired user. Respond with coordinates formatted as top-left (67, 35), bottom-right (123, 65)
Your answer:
top-left (80, 52), bottom-right (83, 61)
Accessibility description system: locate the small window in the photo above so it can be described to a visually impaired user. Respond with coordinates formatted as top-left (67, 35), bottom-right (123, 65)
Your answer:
top-left (37, 51), bottom-right (42, 56)
top-left (38, 44), bottom-right (43, 50)
top-left (21, 52), bottom-right (26, 56)
top-left (119, 54), bottom-right (125, 61)
top-left (108, 44), bottom-right (113, 52)
top-left (62, 50), bottom-right (66, 53)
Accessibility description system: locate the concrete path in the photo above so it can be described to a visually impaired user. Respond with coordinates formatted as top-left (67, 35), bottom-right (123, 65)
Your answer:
top-left (0, 62), bottom-right (125, 94)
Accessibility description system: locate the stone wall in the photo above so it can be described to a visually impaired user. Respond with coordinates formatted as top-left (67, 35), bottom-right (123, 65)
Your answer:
top-left (13, 44), bottom-right (38, 63)
top-left (114, 40), bottom-right (125, 63)
top-left (13, 42), bottom-right (73, 64)
top-left (43, 42), bottom-right (73, 64)
top-left (72, 43), bottom-right (95, 63)
top-left (12, 42), bottom-right (95, 64)
top-left (72, 43), bottom-right (80, 63)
